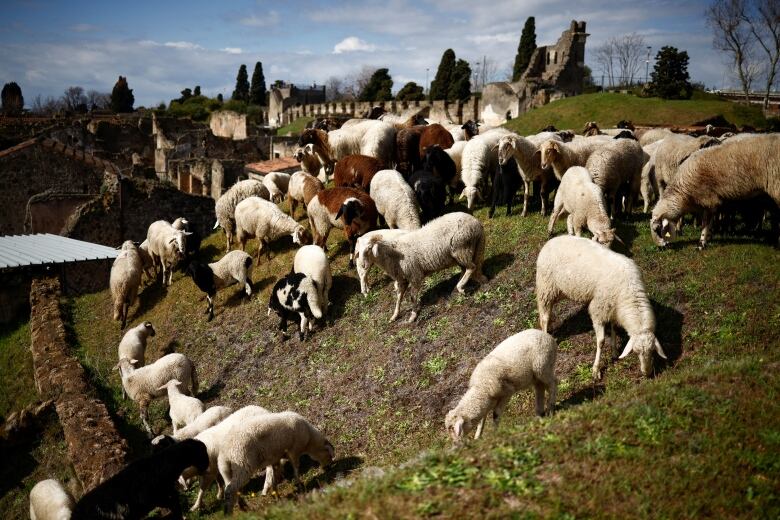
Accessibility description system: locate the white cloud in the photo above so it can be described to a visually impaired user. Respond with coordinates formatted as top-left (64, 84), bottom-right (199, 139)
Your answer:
top-left (222, 47), bottom-right (243, 54)
top-left (468, 33), bottom-right (517, 45)
top-left (164, 41), bottom-right (203, 50)
top-left (69, 23), bottom-right (99, 33)
top-left (239, 11), bottom-right (280, 27)
top-left (333, 37), bottom-right (376, 54)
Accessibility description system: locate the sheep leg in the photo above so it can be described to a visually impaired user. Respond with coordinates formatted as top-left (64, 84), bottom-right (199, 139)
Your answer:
top-left (493, 396), bottom-right (510, 426)
top-left (390, 281), bottom-right (408, 322)
top-left (244, 282), bottom-right (252, 297)
top-left (566, 214), bottom-right (575, 235)
top-left (223, 482), bottom-right (238, 515)
top-left (538, 300), bottom-right (552, 334)
top-left (407, 285), bottom-right (422, 323)
top-left (548, 204), bottom-right (564, 235)
top-left (539, 179), bottom-right (548, 216)
top-left (261, 465), bottom-right (276, 496)
top-left (162, 487), bottom-right (183, 520)
top-left (592, 320), bottom-right (606, 381)
top-left (139, 398), bottom-right (154, 436)
top-left (533, 380), bottom-right (547, 416)
top-left (699, 211), bottom-right (713, 249)
top-left (299, 314), bottom-right (308, 341)
top-left (474, 415), bottom-right (487, 439)
top-left (191, 473), bottom-right (214, 511)
top-left (206, 295), bottom-right (215, 321)
top-left (456, 267), bottom-right (474, 294)
top-left (521, 180), bottom-right (530, 217)
top-left (610, 324), bottom-right (617, 359)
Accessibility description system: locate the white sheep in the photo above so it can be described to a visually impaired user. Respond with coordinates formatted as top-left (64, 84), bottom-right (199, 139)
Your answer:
top-left (369, 169), bottom-right (421, 230)
top-left (536, 235), bottom-right (667, 380)
top-left (146, 220), bottom-right (190, 286)
top-left (29, 478), bottom-right (74, 520)
top-left (261, 171), bottom-right (292, 204)
top-left (354, 229), bottom-right (410, 295)
top-left (186, 250), bottom-right (254, 321)
top-left (137, 239), bottom-right (156, 280)
top-left (234, 196), bottom-right (310, 261)
top-left (637, 127), bottom-right (675, 147)
top-left (651, 134), bottom-right (720, 198)
top-left (293, 245), bottom-right (332, 316)
top-left (286, 170), bottom-right (325, 220)
top-left (445, 140), bottom-right (468, 180)
top-left (157, 379), bottom-right (205, 435)
top-left (152, 405), bottom-right (233, 445)
top-left (639, 139), bottom-right (665, 212)
top-left (547, 166), bottom-right (619, 247)
top-left (355, 212), bottom-right (487, 322)
top-left (110, 240), bottom-right (143, 329)
top-left (117, 321), bottom-right (156, 398)
top-left (445, 329), bottom-right (558, 441)
top-left (585, 138), bottom-right (645, 216)
top-left (214, 179), bottom-right (271, 251)
top-left (460, 128), bottom-right (512, 209)
top-left (115, 352), bottom-right (198, 435)
top-left (538, 135), bottom-right (612, 180)
top-left (329, 120), bottom-right (396, 165)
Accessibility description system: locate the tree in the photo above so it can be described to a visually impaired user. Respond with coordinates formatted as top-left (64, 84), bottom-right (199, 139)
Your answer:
top-left (193, 85), bottom-right (201, 97)
top-left (232, 64), bottom-right (250, 101)
top-left (86, 90), bottom-right (110, 110)
top-left (396, 81), bottom-right (425, 101)
top-left (1, 82), bottom-right (24, 115)
top-left (747, 0), bottom-right (780, 110)
top-left (648, 46), bottom-right (693, 99)
top-left (594, 39), bottom-right (617, 87)
top-left (513, 16), bottom-right (537, 81)
top-left (359, 68), bottom-right (393, 101)
top-left (614, 33), bottom-right (646, 85)
top-left (62, 86), bottom-right (87, 112)
top-left (110, 76), bottom-right (135, 112)
top-left (325, 76), bottom-right (345, 101)
top-left (249, 62), bottom-right (267, 105)
top-left (180, 88), bottom-right (193, 102)
top-left (429, 48), bottom-right (456, 101)
top-left (448, 59), bottom-right (472, 101)
top-left (217, 93), bottom-right (223, 103)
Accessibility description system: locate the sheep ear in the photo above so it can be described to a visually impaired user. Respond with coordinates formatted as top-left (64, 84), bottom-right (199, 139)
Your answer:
top-left (612, 231), bottom-right (624, 245)
top-left (453, 417), bottom-right (464, 437)
top-left (267, 306), bottom-right (272, 317)
top-left (654, 339), bottom-right (668, 359)
top-left (168, 236), bottom-right (177, 245)
top-left (184, 231), bottom-right (193, 236)
top-left (335, 205), bottom-right (344, 220)
top-left (371, 243), bottom-right (380, 257)
top-left (619, 337), bottom-right (635, 359)
top-left (130, 358), bottom-right (139, 365)
top-left (491, 143), bottom-right (499, 151)
top-left (156, 383), bottom-right (169, 392)
top-left (305, 143), bottom-right (314, 153)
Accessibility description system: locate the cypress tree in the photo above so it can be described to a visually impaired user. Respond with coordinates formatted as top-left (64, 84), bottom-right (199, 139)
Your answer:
top-left (110, 76), bottom-right (134, 113)
top-left (232, 64), bottom-right (250, 102)
top-left (429, 49), bottom-right (456, 101)
top-left (448, 59), bottom-right (472, 101)
top-left (395, 81), bottom-right (425, 101)
top-left (512, 16), bottom-right (537, 81)
top-left (359, 68), bottom-right (393, 101)
top-left (249, 62), bottom-right (267, 105)
top-left (1, 82), bottom-right (24, 115)
top-left (193, 85), bottom-right (201, 96)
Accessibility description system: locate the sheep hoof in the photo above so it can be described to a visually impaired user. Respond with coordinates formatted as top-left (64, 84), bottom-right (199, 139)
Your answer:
top-left (407, 312), bottom-right (418, 323)
top-left (389, 314), bottom-right (399, 323)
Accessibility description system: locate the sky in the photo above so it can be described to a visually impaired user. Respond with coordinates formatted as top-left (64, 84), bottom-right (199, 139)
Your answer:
top-left (0, 0), bottom-right (730, 107)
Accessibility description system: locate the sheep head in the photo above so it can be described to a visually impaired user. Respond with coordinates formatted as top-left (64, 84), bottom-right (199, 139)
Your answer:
top-left (444, 409), bottom-right (474, 442)
top-left (619, 331), bottom-right (667, 377)
top-left (583, 121), bottom-right (600, 136)
top-left (496, 136), bottom-right (516, 166)
top-left (293, 225), bottom-right (312, 246)
top-left (462, 120), bottom-right (480, 140)
top-left (335, 198), bottom-right (364, 226)
top-left (539, 140), bottom-right (561, 170)
top-left (460, 186), bottom-right (481, 209)
top-left (310, 439), bottom-right (335, 468)
top-left (355, 240), bottom-right (377, 295)
top-left (143, 321), bottom-right (156, 337)
top-left (592, 228), bottom-right (618, 248)
top-left (156, 379), bottom-right (183, 392)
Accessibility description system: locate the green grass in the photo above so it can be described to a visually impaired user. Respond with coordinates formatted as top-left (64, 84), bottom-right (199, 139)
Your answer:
top-left (504, 92), bottom-right (768, 135)
top-left (0, 320), bottom-right (35, 419)
top-left (276, 116), bottom-right (315, 136)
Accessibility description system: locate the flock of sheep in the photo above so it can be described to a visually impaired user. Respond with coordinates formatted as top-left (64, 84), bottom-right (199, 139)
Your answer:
top-left (30, 110), bottom-right (779, 519)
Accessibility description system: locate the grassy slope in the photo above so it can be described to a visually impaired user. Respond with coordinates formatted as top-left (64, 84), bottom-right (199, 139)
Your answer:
top-left (504, 92), bottom-right (768, 135)
top-left (0, 321), bottom-right (35, 418)
top-left (276, 117), bottom-right (315, 136)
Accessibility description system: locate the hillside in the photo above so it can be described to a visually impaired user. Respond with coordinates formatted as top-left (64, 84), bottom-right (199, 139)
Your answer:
top-left (1, 195), bottom-right (778, 518)
top-left (504, 92), bottom-right (768, 135)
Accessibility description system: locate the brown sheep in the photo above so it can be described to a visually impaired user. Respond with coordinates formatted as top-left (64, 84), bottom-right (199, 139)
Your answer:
top-left (396, 125), bottom-right (426, 176)
top-left (333, 154), bottom-right (383, 192)
top-left (419, 123), bottom-right (454, 156)
top-left (287, 171), bottom-right (325, 220)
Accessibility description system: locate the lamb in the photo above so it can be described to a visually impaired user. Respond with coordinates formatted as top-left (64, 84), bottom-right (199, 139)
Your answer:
top-left (547, 166), bottom-right (620, 247)
top-left (306, 187), bottom-right (378, 265)
top-left (355, 212), bottom-right (486, 322)
top-left (70, 438), bottom-right (209, 520)
top-left (261, 171), bottom-right (292, 204)
top-left (293, 144), bottom-right (330, 182)
top-left (652, 134), bottom-right (720, 197)
top-left (29, 479), bottom-right (74, 520)
top-left (218, 411), bottom-right (334, 514)
top-left (488, 156), bottom-right (522, 218)
top-left (445, 329), bottom-right (558, 441)
top-left (117, 321), bottom-right (156, 398)
top-left (293, 245), bottom-right (332, 316)
top-left (409, 169), bottom-right (446, 224)
top-left (651, 133), bottom-right (780, 248)
top-left (151, 405), bottom-right (233, 444)
top-left (536, 235), bottom-right (667, 380)
top-left (116, 352), bottom-right (198, 435)
top-left (158, 379), bottom-right (205, 435)
top-left (185, 250), bottom-right (254, 321)
top-left (286, 170), bottom-right (325, 220)
top-left (369, 169), bottom-right (421, 230)
top-left (333, 154), bottom-right (383, 191)
top-left (460, 128), bottom-right (512, 209)
top-left (146, 220), bottom-right (191, 286)
top-left (214, 179), bottom-right (271, 251)
top-left (495, 132), bottom-right (561, 216)
top-left (267, 272), bottom-right (324, 340)
top-left (538, 136), bottom-right (612, 180)
top-left (585, 137), bottom-right (645, 216)
top-left (234, 196), bottom-right (311, 262)
top-left (354, 229), bottom-right (410, 295)
top-left (110, 240), bottom-right (143, 329)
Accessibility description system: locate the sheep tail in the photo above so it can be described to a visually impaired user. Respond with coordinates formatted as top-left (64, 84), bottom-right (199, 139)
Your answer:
top-left (307, 281), bottom-right (323, 319)
top-left (190, 363), bottom-right (199, 396)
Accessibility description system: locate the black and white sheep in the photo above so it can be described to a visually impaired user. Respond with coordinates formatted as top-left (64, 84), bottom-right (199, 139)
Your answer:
top-left (186, 250), bottom-right (254, 321)
top-left (268, 271), bottom-right (324, 341)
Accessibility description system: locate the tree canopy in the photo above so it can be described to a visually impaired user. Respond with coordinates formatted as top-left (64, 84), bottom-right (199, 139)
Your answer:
top-left (1, 82), bottom-right (24, 115)
top-left (429, 49), bottom-right (456, 101)
top-left (359, 68), bottom-right (393, 101)
top-left (249, 62), bottom-right (267, 105)
top-left (513, 16), bottom-right (537, 81)
top-left (648, 46), bottom-right (692, 99)
top-left (110, 76), bottom-right (134, 113)
top-left (448, 59), bottom-right (472, 101)
top-left (395, 81), bottom-right (425, 101)
top-left (232, 64), bottom-right (250, 102)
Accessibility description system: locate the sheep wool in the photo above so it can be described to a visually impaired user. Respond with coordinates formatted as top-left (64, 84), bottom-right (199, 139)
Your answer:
top-left (234, 196), bottom-right (310, 261)
top-left (109, 240), bottom-right (143, 329)
top-left (29, 479), bottom-right (74, 520)
top-left (214, 179), bottom-right (270, 250)
top-left (293, 245), bottom-right (332, 315)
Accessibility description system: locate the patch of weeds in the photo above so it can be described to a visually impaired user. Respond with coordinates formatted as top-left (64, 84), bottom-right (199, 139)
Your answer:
top-left (397, 457), bottom-right (478, 492)
top-left (582, 435), bottom-right (638, 459)
top-left (493, 317), bottom-right (506, 326)
top-left (558, 340), bottom-right (573, 352)
top-left (557, 378), bottom-right (572, 395)
top-left (574, 363), bottom-right (593, 386)
top-left (396, 328), bottom-right (416, 345)
top-left (416, 501), bottom-right (442, 517)
top-left (363, 290), bottom-right (378, 305)
top-left (634, 413), bottom-right (670, 446)
top-left (373, 366), bottom-right (385, 383)
top-left (426, 318), bottom-right (449, 341)
top-left (423, 354), bottom-right (448, 376)
top-left (485, 446), bottom-right (543, 495)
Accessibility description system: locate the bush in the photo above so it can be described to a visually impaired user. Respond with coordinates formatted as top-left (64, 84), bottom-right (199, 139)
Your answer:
top-left (222, 99), bottom-right (248, 114)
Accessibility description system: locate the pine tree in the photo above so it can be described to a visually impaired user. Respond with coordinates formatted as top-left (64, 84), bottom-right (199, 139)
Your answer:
top-left (429, 49), bottom-right (456, 101)
top-left (232, 64), bottom-right (250, 102)
top-left (1, 82), bottom-right (24, 115)
top-left (359, 68), bottom-right (394, 101)
top-left (110, 76), bottom-right (134, 113)
top-left (648, 46), bottom-right (692, 99)
top-left (395, 81), bottom-right (425, 101)
top-left (217, 93), bottom-right (223, 103)
top-left (448, 59), bottom-right (472, 101)
top-left (249, 62), bottom-right (267, 105)
top-left (193, 85), bottom-right (201, 96)
top-left (513, 16), bottom-right (537, 81)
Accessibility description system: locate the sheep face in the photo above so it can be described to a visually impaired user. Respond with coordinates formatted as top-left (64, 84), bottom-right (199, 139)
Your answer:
top-left (462, 120), bottom-right (479, 140)
top-left (310, 439), bottom-right (335, 468)
top-left (539, 141), bottom-right (560, 170)
top-left (619, 331), bottom-right (667, 377)
top-left (460, 186), bottom-right (481, 210)
top-left (143, 321), bottom-right (156, 337)
top-left (169, 231), bottom-right (189, 259)
top-left (444, 409), bottom-right (472, 441)
top-left (354, 241), bottom-right (376, 295)
top-left (650, 216), bottom-right (677, 247)
top-left (335, 198), bottom-right (364, 226)
top-left (293, 226), bottom-right (312, 246)
top-left (496, 137), bottom-right (515, 166)
top-left (591, 229), bottom-right (617, 248)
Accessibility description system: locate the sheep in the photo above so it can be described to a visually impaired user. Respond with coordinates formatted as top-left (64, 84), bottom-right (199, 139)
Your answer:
top-left (547, 166), bottom-right (620, 247)
top-left (70, 438), bottom-right (209, 520)
top-left (354, 229), bottom-right (410, 295)
top-left (651, 133), bottom-right (780, 248)
top-left (355, 212), bottom-right (486, 322)
top-left (652, 134), bottom-right (721, 198)
top-left (234, 196), bottom-right (311, 262)
top-left (137, 239), bottom-right (156, 280)
top-left (115, 352), bottom-right (198, 435)
top-left (419, 123), bottom-right (455, 156)
top-left (488, 156), bottom-right (522, 218)
top-left (333, 154), bottom-right (383, 191)
top-left (29, 479), bottom-right (74, 520)
top-left (146, 220), bottom-right (191, 286)
top-left (445, 329), bottom-right (558, 441)
top-left (460, 128), bottom-right (512, 209)
top-left (158, 379), bottom-right (205, 435)
top-left (261, 171), bottom-right (292, 204)
top-left (172, 218), bottom-right (202, 261)
top-left (214, 179), bottom-right (271, 251)
top-left (300, 120), bottom-right (396, 166)
top-left (395, 125), bottom-right (425, 176)
top-left (538, 135), bottom-right (612, 180)
top-left (293, 244), bottom-right (332, 316)
top-left (536, 235), bottom-right (667, 380)
top-left (110, 240), bottom-right (143, 329)
top-left (422, 145), bottom-right (458, 201)
top-left (408, 169), bottom-right (446, 224)
top-left (585, 137), bottom-right (645, 217)
top-left (218, 411), bottom-right (334, 514)
top-left (286, 170), bottom-right (325, 220)
top-left (637, 127), bottom-right (675, 147)
top-left (293, 144), bottom-right (330, 182)
top-left (306, 187), bottom-right (378, 266)
top-left (369, 169), bottom-right (421, 230)
top-left (445, 140), bottom-right (468, 180)
top-left (267, 272), bottom-right (324, 341)
top-left (185, 250), bottom-right (254, 321)
top-left (151, 406), bottom-right (233, 444)
top-left (117, 321), bottom-right (156, 397)
top-left (446, 120), bottom-right (480, 142)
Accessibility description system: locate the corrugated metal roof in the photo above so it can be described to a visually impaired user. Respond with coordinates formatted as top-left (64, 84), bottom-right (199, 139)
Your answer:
top-left (0, 234), bottom-right (119, 269)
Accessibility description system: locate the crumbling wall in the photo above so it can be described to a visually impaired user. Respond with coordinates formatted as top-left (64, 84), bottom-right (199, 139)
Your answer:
top-left (209, 110), bottom-right (248, 140)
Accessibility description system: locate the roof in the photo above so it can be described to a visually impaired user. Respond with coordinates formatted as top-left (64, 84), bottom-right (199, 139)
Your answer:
top-left (245, 156), bottom-right (300, 175)
top-left (0, 234), bottom-right (119, 269)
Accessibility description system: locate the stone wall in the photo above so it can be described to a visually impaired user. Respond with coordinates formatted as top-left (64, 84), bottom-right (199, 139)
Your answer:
top-left (209, 110), bottom-right (248, 140)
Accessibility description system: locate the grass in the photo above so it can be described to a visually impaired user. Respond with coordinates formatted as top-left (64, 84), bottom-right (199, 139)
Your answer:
top-left (276, 117), bottom-right (315, 136)
top-left (0, 194), bottom-right (778, 518)
top-left (504, 92), bottom-right (768, 135)
top-left (0, 320), bottom-right (36, 419)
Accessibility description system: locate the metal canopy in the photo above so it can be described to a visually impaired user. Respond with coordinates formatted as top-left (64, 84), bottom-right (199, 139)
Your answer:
top-left (0, 234), bottom-right (119, 269)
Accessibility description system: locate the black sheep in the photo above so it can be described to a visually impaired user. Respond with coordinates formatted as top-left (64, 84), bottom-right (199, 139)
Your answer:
top-left (268, 271), bottom-right (323, 341)
top-left (71, 438), bottom-right (208, 520)
top-left (422, 144), bottom-right (458, 202)
top-left (409, 170), bottom-right (446, 224)
top-left (489, 157), bottom-right (522, 218)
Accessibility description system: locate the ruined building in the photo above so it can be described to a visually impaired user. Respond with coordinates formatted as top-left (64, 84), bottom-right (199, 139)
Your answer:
top-left (269, 82), bottom-right (327, 127)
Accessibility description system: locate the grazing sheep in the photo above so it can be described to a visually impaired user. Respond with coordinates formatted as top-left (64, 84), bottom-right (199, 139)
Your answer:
top-left (395, 125), bottom-right (426, 176)
top-left (409, 169), bottom-right (447, 224)
top-left (538, 135), bottom-right (612, 180)
top-left (158, 379), bottom-right (205, 435)
top-left (29, 479), bottom-right (74, 520)
top-left (185, 250), bottom-right (254, 321)
top-left (214, 179), bottom-right (271, 251)
top-left (651, 133), bottom-right (780, 248)
top-left (445, 140), bottom-right (468, 180)
top-left (287, 170), bottom-right (325, 220)
top-left (369, 169), bottom-right (421, 230)
top-left (110, 240), bottom-right (143, 329)
top-left (460, 128), bottom-right (512, 209)
top-left (585, 138), bottom-right (645, 216)
top-left (419, 123), bottom-right (455, 156)
top-left (151, 405), bottom-right (233, 444)
top-left (234, 196), bottom-right (311, 262)
top-left (488, 156), bottom-right (522, 218)
top-left (445, 329), bottom-right (558, 441)
top-left (70, 439), bottom-right (209, 520)
top-left (300, 120), bottom-right (395, 166)
top-left (547, 166), bottom-right (619, 247)
top-left (639, 139), bottom-right (665, 212)
top-left (117, 321), bottom-right (156, 398)
top-left (356, 212), bottom-right (486, 322)
top-left (496, 133), bottom-right (561, 216)
top-left (268, 272), bottom-right (324, 341)
top-left (293, 144), bottom-right (329, 182)
top-left (333, 154), bottom-right (383, 191)
top-left (137, 239), bottom-right (156, 280)
top-left (294, 245), bottom-right (332, 315)
top-left (422, 144), bottom-right (458, 200)
top-left (652, 134), bottom-right (720, 197)
top-left (354, 229), bottom-right (410, 295)
top-left (637, 127), bottom-right (675, 147)
top-left (307, 187), bottom-right (378, 265)
top-left (536, 235), bottom-right (667, 380)
top-left (116, 353), bottom-right (197, 435)
top-left (146, 220), bottom-right (190, 286)
top-left (261, 171), bottom-right (292, 204)
top-left (219, 411), bottom-right (334, 514)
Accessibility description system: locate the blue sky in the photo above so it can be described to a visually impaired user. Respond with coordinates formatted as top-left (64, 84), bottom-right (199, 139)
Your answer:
top-left (0, 0), bottom-right (727, 107)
